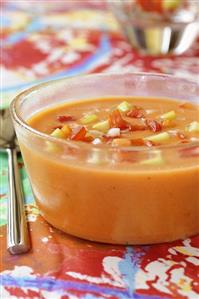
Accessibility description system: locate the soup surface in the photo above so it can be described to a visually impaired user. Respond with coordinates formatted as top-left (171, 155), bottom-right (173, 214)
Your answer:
top-left (29, 97), bottom-right (199, 147)
top-left (28, 97), bottom-right (199, 170)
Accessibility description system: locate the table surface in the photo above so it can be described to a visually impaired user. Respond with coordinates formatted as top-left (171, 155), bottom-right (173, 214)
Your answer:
top-left (1, 2), bottom-right (199, 299)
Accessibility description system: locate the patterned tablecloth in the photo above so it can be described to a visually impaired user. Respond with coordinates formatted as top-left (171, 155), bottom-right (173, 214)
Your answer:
top-left (1, 1), bottom-right (199, 299)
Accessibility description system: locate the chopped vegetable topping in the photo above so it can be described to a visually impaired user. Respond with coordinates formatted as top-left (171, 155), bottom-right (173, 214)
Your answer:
top-left (57, 115), bottom-right (74, 122)
top-left (126, 108), bottom-right (144, 118)
top-left (162, 0), bottom-right (182, 11)
top-left (186, 121), bottom-right (199, 133)
top-left (145, 119), bottom-right (162, 132)
top-left (107, 128), bottom-right (120, 138)
top-left (92, 138), bottom-right (102, 145)
top-left (84, 135), bottom-right (94, 143)
top-left (61, 124), bottom-right (72, 138)
top-left (160, 110), bottom-right (176, 121)
top-left (92, 120), bottom-right (110, 133)
top-left (71, 126), bottom-right (87, 141)
top-left (144, 132), bottom-right (170, 143)
top-left (48, 98), bottom-right (198, 150)
top-left (109, 110), bottom-right (129, 130)
top-left (51, 128), bottom-right (66, 139)
top-left (162, 119), bottom-right (174, 128)
top-left (117, 101), bottom-right (132, 112)
top-left (80, 114), bottom-right (98, 125)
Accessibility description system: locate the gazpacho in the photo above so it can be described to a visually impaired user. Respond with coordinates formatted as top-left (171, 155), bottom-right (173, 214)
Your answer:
top-left (19, 96), bottom-right (199, 244)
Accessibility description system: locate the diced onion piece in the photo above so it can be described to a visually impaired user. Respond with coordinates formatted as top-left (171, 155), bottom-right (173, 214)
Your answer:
top-left (92, 138), bottom-right (102, 145)
top-left (141, 150), bottom-right (164, 165)
top-left (117, 101), bottom-right (132, 112)
top-left (160, 110), bottom-right (176, 121)
top-left (61, 125), bottom-right (72, 137)
top-left (92, 120), bottom-right (110, 133)
top-left (80, 114), bottom-right (98, 125)
top-left (144, 132), bottom-right (170, 143)
top-left (107, 128), bottom-right (120, 137)
top-left (51, 128), bottom-right (66, 139)
top-left (112, 138), bottom-right (131, 146)
top-left (186, 121), bottom-right (199, 133)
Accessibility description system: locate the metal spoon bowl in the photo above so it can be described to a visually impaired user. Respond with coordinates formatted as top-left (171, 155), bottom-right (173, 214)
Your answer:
top-left (0, 108), bottom-right (30, 254)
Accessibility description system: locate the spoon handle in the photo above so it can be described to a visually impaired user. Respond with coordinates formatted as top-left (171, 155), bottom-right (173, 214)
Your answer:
top-left (7, 148), bottom-right (30, 254)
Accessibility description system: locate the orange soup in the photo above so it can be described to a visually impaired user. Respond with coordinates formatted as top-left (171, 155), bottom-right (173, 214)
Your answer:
top-left (20, 97), bottom-right (199, 244)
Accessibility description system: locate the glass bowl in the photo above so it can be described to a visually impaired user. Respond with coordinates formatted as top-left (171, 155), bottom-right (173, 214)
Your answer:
top-left (108, 0), bottom-right (199, 55)
top-left (10, 72), bottom-right (199, 244)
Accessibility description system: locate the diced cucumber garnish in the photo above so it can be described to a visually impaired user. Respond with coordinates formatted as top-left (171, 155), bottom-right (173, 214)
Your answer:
top-left (144, 132), bottom-right (170, 143)
top-left (160, 110), bottom-right (176, 121)
top-left (162, 0), bottom-right (182, 10)
top-left (186, 121), bottom-right (199, 133)
top-left (92, 120), bottom-right (110, 133)
top-left (117, 101), bottom-right (132, 112)
top-left (51, 128), bottom-right (66, 139)
top-left (80, 114), bottom-right (98, 125)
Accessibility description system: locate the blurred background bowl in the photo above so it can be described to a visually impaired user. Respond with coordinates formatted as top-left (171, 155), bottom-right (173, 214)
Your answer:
top-left (108, 0), bottom-right (199, 55)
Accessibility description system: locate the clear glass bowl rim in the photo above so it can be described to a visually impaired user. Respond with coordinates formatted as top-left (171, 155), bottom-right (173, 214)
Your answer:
top-left (10, 72), bottom-right (199, 152)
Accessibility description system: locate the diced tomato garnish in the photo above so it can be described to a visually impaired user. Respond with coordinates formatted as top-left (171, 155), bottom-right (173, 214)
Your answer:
top-left (126, 108), bottom-right (144, 119)
top-left (146, 119), bottom-right (162, 132)
top-left (180, 146), bottom-right (199, 158)
top-left (109, 110), bottom-right (129, 130)
top-left (130, 124), bottom-right (147, 131)
top-left (136, 0), bottom-right (162, 13)
top-left (131, 139), bottom-right (145, 146)
top-left (57, 115), bottom-right (75, 122)
top-left (71, 126), bottom-right (87, 141)
top-left (84, 135), bottom-right (94, 143)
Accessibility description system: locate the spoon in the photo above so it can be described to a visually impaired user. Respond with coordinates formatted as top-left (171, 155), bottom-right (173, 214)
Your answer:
top-left (0, 108), bottom-right (30, 254)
